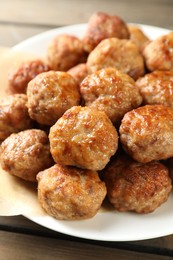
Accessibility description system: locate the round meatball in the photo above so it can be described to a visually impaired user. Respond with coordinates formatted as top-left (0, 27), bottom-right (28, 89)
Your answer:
top-left (0, 129), bottom-right (53, 182)
top-left (119, 105), bottom-right (173, 163)
top-left (7, 59), bottom-right (50, 94)
top-left (136, 70), bottom-right (173, 107)
top-left (46, 34), bottom-right (86, 71)
top-left (80, 68), bottom-right (142, 124)
top-left (37, 163), bottom-right (107, 220)
top-left (128, 25), bottom-right (150, 51)
top-left (67, 63), bottom-right (88, 85)
top-left (142, 32), bottom-right (173, 71)
top-left (83, 12), bottom-right (129, 53)
top-left (49, 106), bottom-right (118, 171)
top-left (87, 37), bottom-right (145, 80)
top-left (27, 71), bottom-right (80, 126)
top-left (0, 94), bottom-right (33, 141)
top-left (103, 154), bottom-right (172, 213)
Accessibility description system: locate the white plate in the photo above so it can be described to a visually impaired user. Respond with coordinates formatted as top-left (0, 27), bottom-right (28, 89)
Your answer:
top-left (12, 23), bottom-right (173, 242)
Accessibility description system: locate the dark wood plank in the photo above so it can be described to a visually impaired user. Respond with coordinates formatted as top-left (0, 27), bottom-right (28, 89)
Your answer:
top-left (1, 230), bottom-right (173, 260)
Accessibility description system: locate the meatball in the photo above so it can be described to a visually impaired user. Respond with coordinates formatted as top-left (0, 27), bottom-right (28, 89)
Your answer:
top-left (27, 71), bottom-right (80, 126)
top-left (142, 32), bottom-right (173, 71)
top-left (46, 34), bottom-right (86, 71)
top-left (87, 37), bottom-right (145, 80)
top-left (136, 70), bottom-right (173, 107)
top-left (49, 106), bottom-right (118, 171)
top-left (103, 154), bottom-right (172, 213)
top-left (119, 105), bottom-right (173, 163)
top-left (37, 163), bottom-right (107, 220)
top-left (128, 25), bottom-right (150, 51)
top-left (0, 129), bottom-right (53, 182)
top-left (7, 59), bottom-right (50, 94)
top-left (67, 63), bottom-right (88, 85)
top-left (0, 94), bottom-right (33, 141)
top-left (80, 68), bottom-right (142, 124)
top-left (83, 12), bottom-right (129, 53)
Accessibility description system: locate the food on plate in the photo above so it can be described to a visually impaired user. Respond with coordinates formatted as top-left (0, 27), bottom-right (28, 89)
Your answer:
top-left (83, 12), bottom-right (129, 53)
top-left (49, 106), bottom-right (118, 171)
top-left (142, 32), bottom-right (173, 71)
top-left (87, 37), bottom-right (145, 80)
top-left (128, 25), bottom-right (150, 51)
top-left (67, 63), bottom-right (88, 85)
top-left (27, 70), bottom-right (81, 126)
top-left (80, 68), bottom-right (142, 124)
top-left (7, 59), bottom-right (50, 94)
top-left (0, 129), bottom-right (53, 182)
top-left (46, 34), bottom-right (87, 71)
top-left (0, 94), bottom-right (33, 141)
top-left (37, 163), bottom-right (107, 220)
top-left (120, 104), bottom-right (173, 163)
top-left (136, 70), bottom-right (173, 107)
top-left (103, 154), bottom-right (172, 213)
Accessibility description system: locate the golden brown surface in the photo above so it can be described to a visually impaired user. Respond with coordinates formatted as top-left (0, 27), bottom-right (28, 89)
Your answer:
top-left (136, 70), bottom-right (173, 107)
top-left (80, 68), bottom-right (142, 124)
top-left (67, 63), bottom-right (88, 85)
top-left (0, 94), bottom-right (33, 141)
top-left (87, 37), bottom-right (145, 80)
top-left (142, 32), bottom-right (173, 71)
top-left (0, 129), bottom-right (53, 182)
top-left (104, 155), bottom-right (172, 213)
top-left (7, 59), bottom-right (50, 94)
top-left (46, 34), bottom-right (86, 71)
top-left (27, 70), bottom-right (81, 126)
top-left (37, 163), bottom-right (107, 220)
top-left (82, 12), bottom-right (129, 53)
top-left (128, 25), bottom-right (150, 51)
top-left (120, 105), bottom-right (173, 163)
top-left (49, 106), bottom-right (118, 171)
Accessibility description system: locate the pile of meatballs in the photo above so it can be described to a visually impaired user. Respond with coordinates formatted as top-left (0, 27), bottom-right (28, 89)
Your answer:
top-left (0, 11), bottom-right (173, 221)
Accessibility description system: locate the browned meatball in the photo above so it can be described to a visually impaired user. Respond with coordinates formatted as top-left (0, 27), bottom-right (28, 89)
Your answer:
top-left (136, 70), bottom-right (173, 107)
top-left (67, 63), bottom-right (88, 85)
top-left (0, 129), bottom-right (53, 182)
top-left (7, 59), bottom-right (50, 94)
top-left (46, 34), bottom-right (86, 71)
top-left (49, 106), bottom-right (118, 171)
top-left (119, 105), bottom-right (173, 163)
top-left (87, 37), bottom-right (145, 80)
top-left (27, 71), bottom-right (80, 126)
top-left (103, 154), bottom-right (172, 213)
top-left (37, 163), bottom-right (107, 220)
top-left (128, 25), bottom-right (150, 51)
top-left (80, 68), bottom-right (142, 124)
top-left (142, 32), bottom-right (173, 71)
top-left (83, 12), bottom-right (129, 53)
top-left (0, 94), bottom-right (33, 141)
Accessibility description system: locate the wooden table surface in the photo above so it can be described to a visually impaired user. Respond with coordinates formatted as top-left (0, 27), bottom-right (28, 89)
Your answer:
top-left (0, 0), bottom-right (173, 259)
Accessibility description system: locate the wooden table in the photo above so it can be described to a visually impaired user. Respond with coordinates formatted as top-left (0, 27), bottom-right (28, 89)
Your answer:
top-left (0, 0), bottom-right (173, 259)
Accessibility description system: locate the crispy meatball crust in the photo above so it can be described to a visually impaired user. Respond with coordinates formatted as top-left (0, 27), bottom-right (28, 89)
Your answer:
top-left (46, 34), bottom-right (86, 71)
top-left (7, 59), bottom-right (50, 94)
top-left (49, 106), bottom-right (118, 171)
top-left (0, 129), bottom-right (53, 182)
top-left (83, 12), bottom-right (129, 53)
top-left (27, 71), bottom-right (80, 126)
top-left (37, 163), bottom-right (107, 220)
top-left (67, 63), bottom-right (88, 85)
top-left (87, 37), bottom-right (145, 80)
top-left (0, 94), bottom-right (33, 141)
top-left (142, 32), bottom-right (173, 71)
top-left (128, 25), bottom-right (150, 52)
top-left (80, 68), bottom-right (142, 124)
top-left (104, 155), bottom-right (172, 213)
top-left (136, 70), bottom-right (173, 107)
top-left (119, 105), bottom-right (173, 163)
